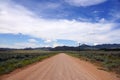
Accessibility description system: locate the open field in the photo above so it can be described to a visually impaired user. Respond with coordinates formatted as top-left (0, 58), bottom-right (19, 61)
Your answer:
top-left (0, 50), bottom-right (58, 75)
top-left (1, 53), bottom-right (119, 80)
top-left (66, 50), bottom-right (120, 75)
top-left (0, 50), bottom-right (120, 80)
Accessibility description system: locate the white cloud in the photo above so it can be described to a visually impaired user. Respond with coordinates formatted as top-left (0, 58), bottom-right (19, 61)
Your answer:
top-left (44, 39), bottom-right (52, 43)
top-left (0, 38), bottom-right (39, 48)
top-left (98, 18), bottom-right (106, 23)
top-left (64, 0), bottom-right (107, 7)
top-left (78, 17), bottom-right (91, 22)
top-left (93, 10), bottom-right (104, 13)
top-left (110, 11), bottom-right (120, 22)
top-left (39, 2), bottom-right (61, 9)
top-left (28, 39), bottom-right (38, 43)
top-left (52, 43), bottom-right (64, 48)
top-left (0, 42), bottom-right (40, 48)
top-left (0, 0), bottom-right (120, 48)
top-left (14, 42), bottom-right (39, 48)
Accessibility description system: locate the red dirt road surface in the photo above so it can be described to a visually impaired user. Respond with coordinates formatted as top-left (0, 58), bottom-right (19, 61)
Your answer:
top-left (1, 53), bottom-right (120, 80)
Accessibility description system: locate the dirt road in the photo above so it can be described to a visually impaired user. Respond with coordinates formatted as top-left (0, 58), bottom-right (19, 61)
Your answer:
top-left (1, 53), bottom-right (119, 80)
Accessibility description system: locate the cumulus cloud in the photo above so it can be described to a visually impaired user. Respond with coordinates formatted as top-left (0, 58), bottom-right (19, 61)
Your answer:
top-left (0, 0), bottom-right (120, 47)
top-left (64, 0), bottom-right (107, 7)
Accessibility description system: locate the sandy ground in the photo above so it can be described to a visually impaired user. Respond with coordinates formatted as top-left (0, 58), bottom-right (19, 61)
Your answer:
top-left (1, 53), bottom-right (120, 80)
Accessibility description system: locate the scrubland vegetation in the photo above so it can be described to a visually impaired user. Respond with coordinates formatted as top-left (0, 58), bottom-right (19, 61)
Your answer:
top-left (66, 50), bottom-right (120, 75)
top-left (0, 49), bottom-right (120, 76)
top-left (0, 50), bottom-right (57, 75)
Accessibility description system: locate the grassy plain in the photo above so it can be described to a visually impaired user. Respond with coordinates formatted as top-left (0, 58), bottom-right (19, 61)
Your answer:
top-left (0, 50), bottom-right (58, 75)
top-left (66, 50), bottom-right (120, 75)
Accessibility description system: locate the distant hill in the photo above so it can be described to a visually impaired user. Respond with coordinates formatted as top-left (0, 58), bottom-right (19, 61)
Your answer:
top-left (0, 44), bottom-right (120, 51)
top-left (0, 48), bottom-right (13, 51)
top-left (94, 44), bottom-right (120, 49)
top-left (50, 44), bottom-right (120, 51)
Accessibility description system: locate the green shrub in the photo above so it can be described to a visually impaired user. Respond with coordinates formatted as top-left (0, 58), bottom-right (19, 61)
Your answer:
top-left (66, 51), bottom-right (120, 74)
top-left (0, 50), bottom-right (57, 75)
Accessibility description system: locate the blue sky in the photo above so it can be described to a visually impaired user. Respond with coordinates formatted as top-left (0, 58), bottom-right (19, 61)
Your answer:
top-left (0, 0), bottom-right (120, 48)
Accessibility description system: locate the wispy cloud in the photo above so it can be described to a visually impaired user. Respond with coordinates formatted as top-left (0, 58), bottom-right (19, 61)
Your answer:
top-left (0, 38), bottom-right (40, 48)
top-left (14, 42), bottom-right (39, 48)
top-left (64, 0), bottom-right (107, 7)
top-left (52, 43), bottom-right (64, 48)
top-left (28, 39), bottom-right (38, 43)
top-left (110, 11), bottom-right (120, 22)
top-left (44, 39), bottom-right (53, 43)
top-left (38, 2), bottom-right (61, 9)
top-left (0, 0), bottom-right (120, 48)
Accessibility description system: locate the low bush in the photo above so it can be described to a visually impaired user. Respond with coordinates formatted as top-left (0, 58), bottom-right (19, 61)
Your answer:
top-left (0, 50), bottom-right (57, 75)
top-left (66, 51), bottom-right (120, 74)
